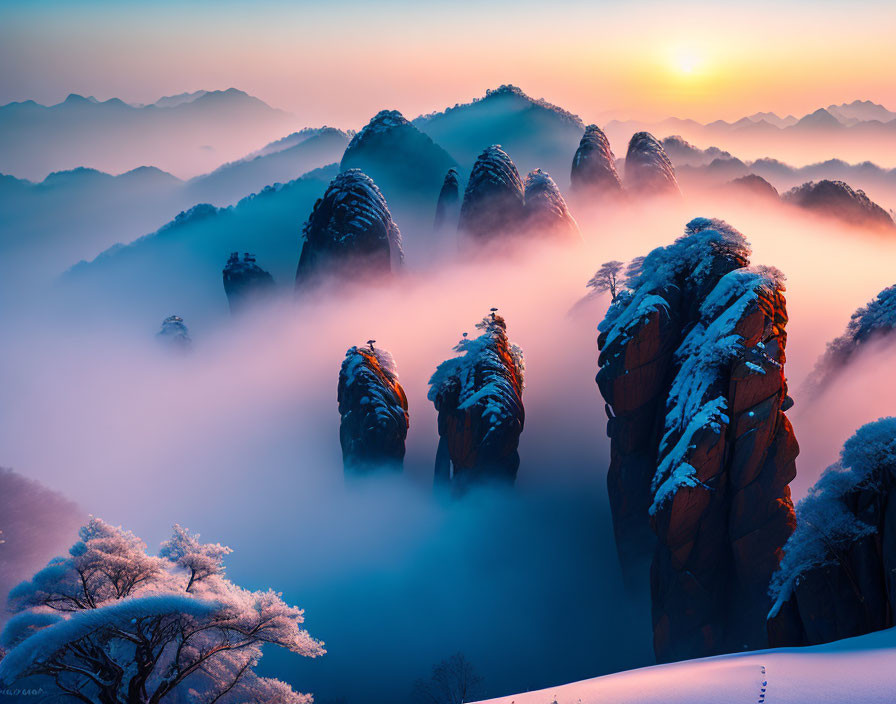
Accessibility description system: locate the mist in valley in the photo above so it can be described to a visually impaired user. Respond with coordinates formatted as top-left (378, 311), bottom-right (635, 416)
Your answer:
top-left (3, 174), bottom-right (896, 699)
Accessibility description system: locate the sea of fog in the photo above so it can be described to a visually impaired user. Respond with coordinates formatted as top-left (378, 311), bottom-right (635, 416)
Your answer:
top-left (2, 191), bottom-right (896, 701)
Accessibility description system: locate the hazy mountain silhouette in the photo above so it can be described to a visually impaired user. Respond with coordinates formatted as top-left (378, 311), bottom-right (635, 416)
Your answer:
top-left (745, 111), bottom-right (798, 128)
top-left (0, 126), bottom-right (347, 294)
top-left (0, 88), bottom-right (298, 180)
top-left (664, 138), bottom-right (896, 212)
top-left (243, 127), bottom-right (356, 160)
top-left (62, 165), bottom-right (339, 323)
top-left (0, 166), bottom-right (190, 288)
top-left (146, 91), bottom-right (208, 108)
top-left (413, 85), bottom-right (584, 189)
top-left (188, 127), bottom-right (351, 206)
top-left (340, 110), bottom-right (456, 260)
top-left (783, 179), bottom-right (895, 230)
top-left (604, 100), bottom-right (896, 166)
top-left (827, 100), bottom-right (896, 124)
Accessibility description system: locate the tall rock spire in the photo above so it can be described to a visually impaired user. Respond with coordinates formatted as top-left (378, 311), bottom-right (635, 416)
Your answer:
top-left (296, 169), bottom-right (403, 289)
top-left (428, 311), bottom-right (525, 495)
top-left (570, 124), bottom-right (622, 196)
top-left (624, 131), bottom-right (680, 196)
top-left (596, 217), bottom-right (797, 662)
top-left (337, 343), bottom-right (409, 475)
top-left (457, 145), bottom-right (525, 244)
top-left (434, 167), bottom-right (461, 232)
top-left (523, 169), bottom-right (580, 240)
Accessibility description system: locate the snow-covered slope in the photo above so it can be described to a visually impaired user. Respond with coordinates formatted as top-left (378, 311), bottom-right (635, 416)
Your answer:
top-left (476, 627), bottom-right (896, 704)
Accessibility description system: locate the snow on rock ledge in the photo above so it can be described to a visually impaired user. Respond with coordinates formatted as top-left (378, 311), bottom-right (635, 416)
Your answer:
top-left (805, 283), bottom-right (896, 395)
top-left (295, 169), bottom-right (403, 289)
top-left (571, 124), bottom-right (622, 195)
top-left (768, 417), bottom-right (896, 647)
top-left (624, 131), bottom-right (680, 196)
top-left (523, 168), bottom-right (581, 241)
top-left (596, 217), bottom-right (797, 662)
top-left (429, 311), bottom-right (525, 494)
top-left (457, 145), bottom-right (525, 243)
top-left (337, 343), bottom-right (409, 475)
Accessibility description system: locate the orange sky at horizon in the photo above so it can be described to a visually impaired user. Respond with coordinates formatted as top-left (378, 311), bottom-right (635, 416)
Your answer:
top-left (2, 0), bottom-right (896, 130)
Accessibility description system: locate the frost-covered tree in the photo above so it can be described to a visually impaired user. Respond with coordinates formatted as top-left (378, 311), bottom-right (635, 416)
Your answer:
top-left (0, 518), bottom-right (324, 703)
top-left (411, 653), bottom-right (483, 704)
top-left (586, 260), bottom-right (624, 301)
top-left (158, 524), bottom-right (233, 593)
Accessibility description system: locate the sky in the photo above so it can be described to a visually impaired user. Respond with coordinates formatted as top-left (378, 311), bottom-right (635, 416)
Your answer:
top-left (2, 0), bottom-right (896, 129)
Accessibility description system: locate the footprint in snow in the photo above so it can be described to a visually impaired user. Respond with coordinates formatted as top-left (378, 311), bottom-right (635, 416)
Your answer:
top-left (757, 664), bottom-right (768, 704)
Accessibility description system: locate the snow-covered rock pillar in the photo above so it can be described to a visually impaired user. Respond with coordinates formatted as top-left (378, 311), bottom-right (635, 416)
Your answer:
top-left (429, 313), bottom-right (525, 495)
top-left (596, 218), bottom-right (797, 662)
top-left (295, 168), bottom-right (403, 290)
top-left (337, 344), bottom-right (409, 475)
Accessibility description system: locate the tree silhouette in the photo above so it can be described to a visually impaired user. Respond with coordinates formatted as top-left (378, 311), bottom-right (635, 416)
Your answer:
top-left (411, 652), bottom-right (484, 704)
top-left (587, 260), bottom-right (625, 301)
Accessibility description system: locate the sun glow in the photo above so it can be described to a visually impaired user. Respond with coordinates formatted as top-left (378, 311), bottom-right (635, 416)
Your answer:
top-left (672, 47), bottom-right (702, 75)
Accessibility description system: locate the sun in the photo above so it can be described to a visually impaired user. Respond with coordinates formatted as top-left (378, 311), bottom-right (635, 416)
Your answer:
top-left (672, 47), bottom-right (702, 75)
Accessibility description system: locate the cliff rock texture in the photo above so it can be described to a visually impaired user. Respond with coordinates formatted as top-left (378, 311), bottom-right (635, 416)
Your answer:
top-left (523, 169), bottom-right (580, 240)
top-left (429, 312), bottom-right (525, 495)
top-left (596, 217), bottom-right (797, 662)
top-left (337, 343), bottom-right (409, 475)
top-left (295, 169), bottom-right (403, 288)
top-left (570, 124), bottom-right (622, 195)
top-left (457, 145), bottom-right (525, 244)
top-left (624, 132), bottom-right (680, 196)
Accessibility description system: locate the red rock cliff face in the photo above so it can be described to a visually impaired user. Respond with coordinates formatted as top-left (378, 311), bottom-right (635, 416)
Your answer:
top-left (429, 313), bottom-right (525, 495)
top-left (596, 218), bottom-right (797, 663)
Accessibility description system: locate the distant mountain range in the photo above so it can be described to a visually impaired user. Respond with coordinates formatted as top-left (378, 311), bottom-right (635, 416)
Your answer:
top-left (7, 84), bottom-right (896, 323)
top-left (0, 88), bottom-right (298, 180)
top-left (61, 165), bottom-right (339, 323)
top-left (616, 100), bottom-right (896, 136)
top-left (0, 127), bottom-right (349, 289)
top-left (740, 101), bottom-right (896, 129)
top-left (663, 135), bottom-right (896, 213)
top-left (604, 100), bottom-right (896, 167)
top-left (135, 91), bottom-right (210, 109)
top-left (826, 100), bottom-right (896, 124)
